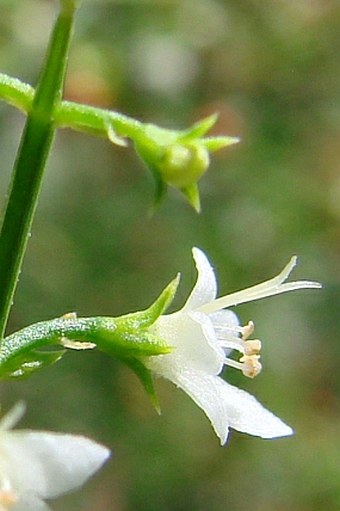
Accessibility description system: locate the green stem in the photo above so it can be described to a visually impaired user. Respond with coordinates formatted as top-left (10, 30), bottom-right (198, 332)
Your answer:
top-left (0, 315), bottom-right (170, 378)
top-left (0, 72), bottom-right (145, 143)
top-left (54, 100), bottom-right (144, 140)
top-left (0, 5), bottom-right (76, 339)
top-left (0, 73), bottom-right (34, 113)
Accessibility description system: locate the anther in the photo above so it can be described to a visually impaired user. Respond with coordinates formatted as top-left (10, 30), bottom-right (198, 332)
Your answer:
top-left (241, 320), bottom-right (254, 340)
top-left (244, 339), bottom-right (261, 356)
top-left (239, 355), bottom-right (262, 378)
top-left (218, 319), bottom-right (262, 377)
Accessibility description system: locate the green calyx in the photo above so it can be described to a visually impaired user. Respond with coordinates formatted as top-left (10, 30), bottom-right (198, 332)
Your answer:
top-left (133, 115), bottom-right (239, 212)
top-left (159, 143), bottom-right (210, 189)
top-left (0, 274), bottom-right (180, 411)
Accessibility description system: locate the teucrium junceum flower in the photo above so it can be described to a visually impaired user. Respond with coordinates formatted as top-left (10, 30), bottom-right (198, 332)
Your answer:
top-left (0, 402), bottom-right (110, 511)
top-left (0, 249), bottom-right (321, 445)
top-left (145, 248), bottom-right (321, 444)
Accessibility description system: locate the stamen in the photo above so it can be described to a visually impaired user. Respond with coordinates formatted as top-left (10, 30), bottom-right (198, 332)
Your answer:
top-left (216, 320), bottom-right (261, 355)
top-left (244, 339), bottom-right (261, 356)
top-left (223, 357), bottom-right (244, 371)
top-left (216, 318), bottom-right (263, 378)
top-left (224, 354), bottom-right (262, 378)
top-left (241, 320), bottom-right (254, 340)
top-left (240, 355), bottom-right (262, 378)
top-left (218, 338), bottom-right (246, 354)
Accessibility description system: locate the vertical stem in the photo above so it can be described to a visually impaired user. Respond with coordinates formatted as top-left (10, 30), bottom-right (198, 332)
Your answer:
top-left (0, 4), bottom-right (77, 338)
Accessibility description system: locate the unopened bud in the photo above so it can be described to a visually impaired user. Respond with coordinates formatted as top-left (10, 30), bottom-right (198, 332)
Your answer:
top-left (158, 143), bottom-right (210, 189)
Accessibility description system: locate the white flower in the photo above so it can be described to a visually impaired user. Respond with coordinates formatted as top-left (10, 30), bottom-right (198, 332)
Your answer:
top-left (0, 402), bottom-right (110, 511)
top-left (147, 248), bottom-right (321, 445)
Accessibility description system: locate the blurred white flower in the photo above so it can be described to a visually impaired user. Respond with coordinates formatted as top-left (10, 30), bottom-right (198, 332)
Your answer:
top-left (0, 402), bottom-right (110, 511)
top-left (148, 248), bottom-right (321, 445)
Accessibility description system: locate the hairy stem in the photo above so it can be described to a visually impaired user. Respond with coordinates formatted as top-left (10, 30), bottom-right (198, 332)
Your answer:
top-left (0, 315), bottom-right (170, 378)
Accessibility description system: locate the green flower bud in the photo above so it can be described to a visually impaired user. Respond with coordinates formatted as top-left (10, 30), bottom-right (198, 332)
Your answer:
top-left (132, 115), bottom-right (239, 212)
top-left (158, 143), bottom-right (210, 189)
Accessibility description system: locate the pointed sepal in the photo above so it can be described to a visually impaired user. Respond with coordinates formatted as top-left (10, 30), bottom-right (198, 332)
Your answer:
top-left (202, 135), bottom-right (240, 152)
top-left (181, 183), bottom-right (201, 213)
top-left (179, 113), bottom-right (218, 140)
top-left (123, 357), bottom-right (161, 413)
top-left (121, 274), bottom-right (180, 329)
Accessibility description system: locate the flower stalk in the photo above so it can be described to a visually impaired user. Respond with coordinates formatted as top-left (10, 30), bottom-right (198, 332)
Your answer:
top-left (0, 68), bottom-right (238, 213)
top-left (0, 275), bottom-right (178, 410)
top-left (0, 315), bottom-right (172, 380)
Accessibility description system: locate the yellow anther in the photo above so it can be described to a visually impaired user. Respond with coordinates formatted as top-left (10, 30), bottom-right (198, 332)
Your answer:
top-left (244, 339), bottom-right (262, 356)
top-left (240, 355), bottom-right (262, 378)
top-left (241, 320), bottom-right (254, 340)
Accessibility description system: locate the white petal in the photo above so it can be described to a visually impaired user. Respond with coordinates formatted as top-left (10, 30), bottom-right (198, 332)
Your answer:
top-left (188, 311), bottom-right (225, 372)
top-left (208, 309), bottom-right (240, 332)
top-left (208, 309), bottom-right (240, 355)
top-left (183, 248), bottom-right (217, 311)
top-left (172, 365), bottom-right (230, 444)
top-left (211, 377), bottom-right (293, 440)
top-left (152, 311), bottom-right (224, 374)
top-left (0, 431), bottom-right (110, 499)
top-left (165, 365), bottom-right (293, 445)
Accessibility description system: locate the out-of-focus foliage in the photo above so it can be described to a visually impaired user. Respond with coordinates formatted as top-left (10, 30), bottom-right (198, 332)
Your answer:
top-left (0, 0), bottom-right (339, 510)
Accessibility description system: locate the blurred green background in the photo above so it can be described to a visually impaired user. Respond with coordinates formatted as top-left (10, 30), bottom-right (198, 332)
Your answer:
top-left (0, 0), bottom-right (339, 509)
